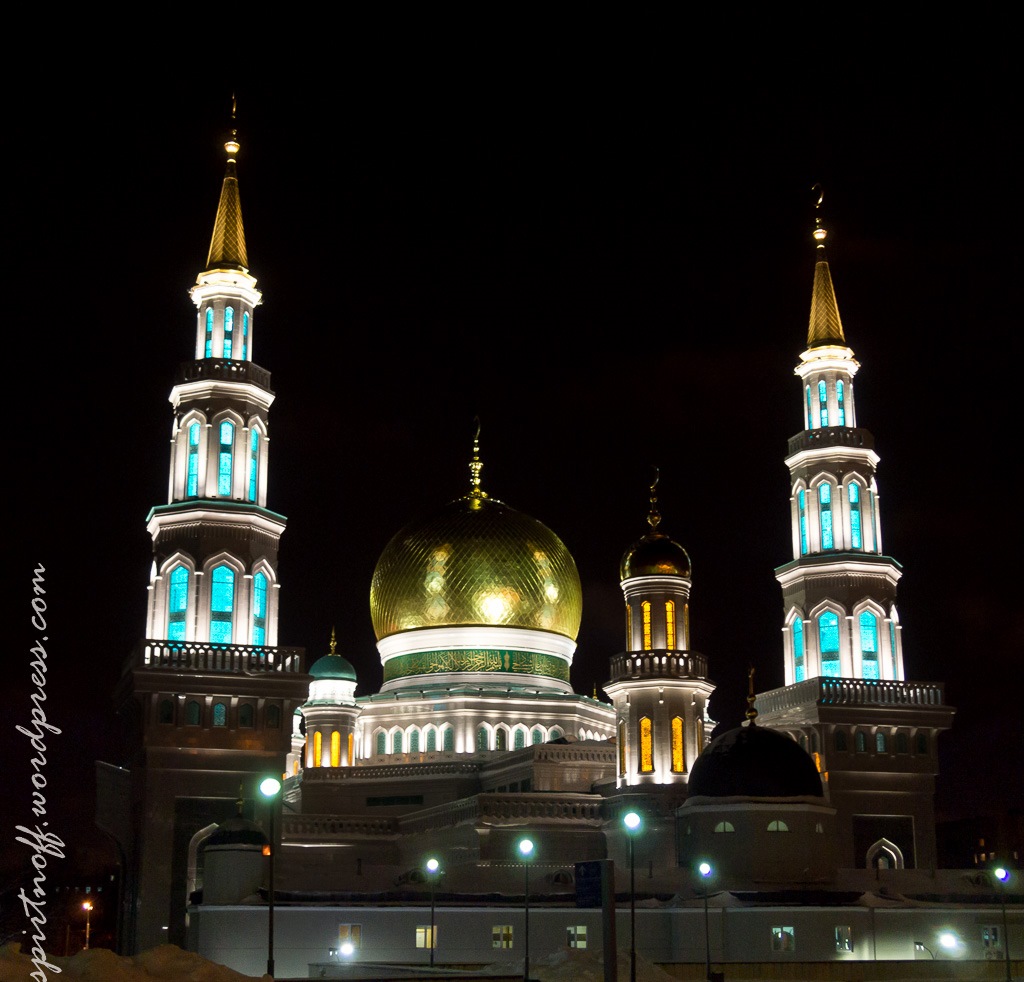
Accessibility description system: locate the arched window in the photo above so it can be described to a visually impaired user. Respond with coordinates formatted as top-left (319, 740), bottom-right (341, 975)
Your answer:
top-left (696, 715), bottom-right (705, 752)
top-left (347, 733), bottom-right (354, 765)
top-left (642, 601), bottom-right (652, 650)
top-left (242, 311), bottom-right (249, 360)
top-left (331, 731), bottom-right (341, 766)
top-left (639, 717), bottom-right (653, 773)
top-left (818, 483), bottom-right (834, 549)
top-left (798, 489), bottom-right (808, 555)
top-left (426, 728), bottom-right (437, 752)
top-left (409, 729), bottom-right (420, 753)
top-left (187, 422), bottom-right (200, 497)
top-left (849, 481), bottom-right (862, 548)
top-left (792, 617), bottom-right (805, 682)
top-left (238, 704), bottom-right (254, 728)
top-left (159, 699), bottom-right (174, 724)
top-left (855, 730), bottom-right (867, 753)
top-left (665, 601), bottom-right (676, 649)
top-left (312, 730), bottom-right (322, 766)
top-left (818, 379), bottom-right (829, 426)
top-left (392, 731), bottom-right (403, 754)
top-left (671, 716), bottom-right (685, 772)
top-left (205, 307), bottom-right (213, 358)
top-left (217, 421), bottom-right (234, 496)
top-left (836, 379), bottom-right (845, 426)
top-left (889, 619), bottom-right (899, 677)
top-left (210, 565), bottom-right (234, 644)
top-left (168, 565), bottom-right (190, 641)
top-left (222, 306), bottom-right (234, 358)
top-left (714, 821), bottom-right (735, 833)
top-left (443, 727), bottom-right (454, 752)
top-left (247, 430), bottom-right (259, 503)
top-left (834, 730), bottom-right (848, 751)
top-left (916, 732), bottom-right (929, 755)
top-left (625, 603), bottom-right (632, 649)
top-left (514, 729), bottom-right (526, 750)
top-left (767, 820), bottom-right (789, 832)
top-left (212, 701), bottom-right (227, 727)
top-left (186, 700), bottom-right (201, 726)
top-left (533, 727), bottom-right (545, 746)
top-left (495, 729), bottom-right (507, 751)
top-left (875, 731), bottom-right (887, 753)
top-left (266, 705), bottom-right (280, 728)
top-left (859, 611), bottom-right (879, 679)
top-left (252, 573), bottom-right (268, 646)
top-left (476, 727), bottom-right (488, 751)
top-left (818, 611), bottom-right (840, 676)
top-left (618, 721), bottom-right (626, 775)
top-left (805, 385), bottom-right (813, 429)
top-left (375, 731), bottom-right (386, 756)
top-left (895, 732), bottom-right (908, 754)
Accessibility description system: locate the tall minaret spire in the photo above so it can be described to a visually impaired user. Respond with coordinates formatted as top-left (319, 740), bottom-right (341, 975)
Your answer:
top-left (206, 95), bottom-right (249, 271)
top-left (807, 186), bottom-right (845, 347)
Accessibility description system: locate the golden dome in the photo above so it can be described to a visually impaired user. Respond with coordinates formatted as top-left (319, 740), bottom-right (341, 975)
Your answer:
top-left (370, 494), bottom-right (582, 642)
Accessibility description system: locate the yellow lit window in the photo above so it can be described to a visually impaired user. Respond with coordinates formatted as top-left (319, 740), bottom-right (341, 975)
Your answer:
top-left (313, 730), bottom-right (323, 768)
top-left (696, 715), bottom-right (705, 752)
top-left (416, 926), bottom-right (437, 949)
top-left (347, 732), bottom-right (354, 766)
top-left (639, 717), bottom-right (653, 772)
top-left (665, 601), bottom-right (676, 649)
top-left (642, 602), bottom-right (652, 650)
top-left (626, 604), bottom-right (632, 649)
top-left (671, 716), bottom-right (685, 772)
top-left (330, 731), bottom-right (341, 767)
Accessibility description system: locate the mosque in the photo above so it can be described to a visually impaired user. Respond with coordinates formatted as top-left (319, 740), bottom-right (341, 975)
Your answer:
top-left (97, 124), bottom-right (1019, 979)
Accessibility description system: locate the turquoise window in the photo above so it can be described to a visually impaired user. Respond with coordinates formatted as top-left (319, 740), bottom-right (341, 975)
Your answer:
top-left (210, 565), bottom-right (234, 644)
top-left (849, 482), bottom-right (862, 549)
top-left (532, 727), bottom-right (545, 745)
top-left (819, 483), bottom-right (834, 549)
top-left (248, 430), bottom-right (259, 503)
top-left (806, 386), bottom-right (813, 429)
top-left (186, 700), bottom-right (201, 726)
top-left (443, 728), bottom-right (454, 752)
top-left (476, 727), bottom-right (488, 751)
top-left (376, 731), bottom-right (386, 755)
top-left (205, 308), bottom-right (213, 358)
top-left (168, 566), bottom-right (189, 641)
top-left (426, 729), bottom-right (437, 752)
top-left (217, 421), bottom-right (234, 496)
top-left (514, 729), bottom-right (526, 749)
top-left (818, 380), bottom-right (828, 426)
top-left (253, 572), bottom-right (267, 646)
top-left (868, 489), bottom-right (878, 551)
top-left (836, 380), bottom-right (845, 425)
top-left (855, 730), bottom-right (867, 752)
top-left (213, 702), bottom-right (227, 727)
top-left (889, 620), bottom-right (898, 676)
top-left (792, 618), bottom-right (805, 682)
top-left (392, 731), bottom-right (403, 754)
top-left (242, 311), bottom-right (249, 360)
top-left (223, 306), bottom-right (234, 358)
top-left (798, 490), bottom-right (808, 555)
top-left (859, 611), bottom-right (879, 679)
top-left (409, 730), bottom-right (420, 753)
top-left (819, 611), bottom-right (840, 676)
top-left (187, 422), bottom-right (200, 497)
top-left (875, 731), bottom-right (887, 752)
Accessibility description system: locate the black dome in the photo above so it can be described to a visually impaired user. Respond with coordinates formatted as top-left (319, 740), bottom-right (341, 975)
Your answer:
top-left (688, 724), bottom-right (823, 798)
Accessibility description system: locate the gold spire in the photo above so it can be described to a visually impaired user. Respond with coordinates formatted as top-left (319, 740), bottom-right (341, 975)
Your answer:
top-left (806, 185), bottom-right (845, 348)
top-left (468, 417), bottom-right (488, 499)
top-left (646, 466), bottom-right (662, 532)
top-left (205, 94), bottom-right (249, 271)
top-left (329, 627), bottom-right (338, 656)
top-left (745, 664), bottom-right (758, 723)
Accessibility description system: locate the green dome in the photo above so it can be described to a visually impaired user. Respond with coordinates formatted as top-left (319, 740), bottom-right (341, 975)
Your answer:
top-left (308, 652), bottom-right (357, 681)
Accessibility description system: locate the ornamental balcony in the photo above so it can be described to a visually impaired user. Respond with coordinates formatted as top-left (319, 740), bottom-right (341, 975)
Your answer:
top-left (756, 676), bottom-right (946, 716)
top-left (608, 650), bottom-right (708, 682)
top-left (126, 639), bottom-right (306, 676)
top-left (787, 426), bottom-right (874, 457)
top-left (178, 358), bottom-right (272, 390)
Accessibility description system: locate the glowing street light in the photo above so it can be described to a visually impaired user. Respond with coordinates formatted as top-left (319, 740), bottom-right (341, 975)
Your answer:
top-left (259, 776), bottom-right (282, 977)
top-left (518, 837), bottom-right (535, 982)
top-left (623, 811), bottom-right (642, 982)
top-left (698, 861), bottom-right (713, 981)
top-left (82, 901), bottom-right (93, 950)
top-left (425, 857), bottom-right (440, 968)
top-left (994, 867), bottom-right (1012, 982)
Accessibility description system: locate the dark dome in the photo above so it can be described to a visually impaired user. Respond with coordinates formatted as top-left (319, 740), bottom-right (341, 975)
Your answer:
top-left (688, 724), bottom-right (823, 798)
top-left (620, 531), bottom-right (691, 579)
top-left (204, 816), bottom-right (268, 849)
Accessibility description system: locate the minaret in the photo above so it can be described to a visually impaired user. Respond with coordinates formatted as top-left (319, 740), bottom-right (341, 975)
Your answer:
top-left (109, 110), bottom-right (308, 955)
top-left (604, 473), bottom-right (715, 787)
top-left (755, 191), bottom-right (954, 871)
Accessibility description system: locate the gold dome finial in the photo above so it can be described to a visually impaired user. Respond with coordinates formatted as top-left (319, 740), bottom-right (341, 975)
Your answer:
top-left (225, 93), bottom-right (240, 159)
top-left (647, 466), bottom-right (662, 532)
top-left (812, 184), bottom-right (827, 246)
top-left (329, 626), bottom-right (337, 656)
top-left (468, 417), bottom-right (488, 499)
top-left (745, 664), bottom-right (758, 723)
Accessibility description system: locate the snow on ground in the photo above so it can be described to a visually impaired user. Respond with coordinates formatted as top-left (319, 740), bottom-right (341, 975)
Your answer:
top-left (490, 947), bottom-right (677, 981)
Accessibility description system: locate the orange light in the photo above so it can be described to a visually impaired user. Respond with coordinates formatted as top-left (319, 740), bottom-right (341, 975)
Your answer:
top-left (262, 845), bottom-right (271, 856)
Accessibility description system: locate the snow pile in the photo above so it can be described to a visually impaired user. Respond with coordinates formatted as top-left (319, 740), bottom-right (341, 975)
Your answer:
top-left (0, 943), bottom-right (269, 982)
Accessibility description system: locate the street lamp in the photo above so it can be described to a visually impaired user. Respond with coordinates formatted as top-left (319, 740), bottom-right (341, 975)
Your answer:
top-left (82, 901), bottom-right (93, 950)
top-left (426, 857), bottom-right (440, 968)
top-left (518, 837), bottom-right (535, 982)
top-left (994, 868), bottom-right (1012, 982)
top-left (260, 776), bottom-right (282, 978)
top-left (698, 861), bottom-right (713, 981)
top-left (623, 811), bottom-right (642, 982)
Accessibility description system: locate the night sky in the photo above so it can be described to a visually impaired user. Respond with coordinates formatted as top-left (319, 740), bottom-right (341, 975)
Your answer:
top-left (6, 42), bottom-right (1019, 882)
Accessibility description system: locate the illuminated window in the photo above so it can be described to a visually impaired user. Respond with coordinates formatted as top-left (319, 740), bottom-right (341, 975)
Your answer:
top-left (426, 728), bottom-right (437, 752)
top-left (714, 821), bottom-right (735, 833)
top-left (495, 729), bottom-right (507, 751)
top-left (168, 566), bottom-right (189, 641)
top-left (186, 700), bottom-right (200, 726)
top-left (242, 311), bottom-right (249, 360)
top-left (639, 717), bottom-right (653, 773)
top-left (247, 430), bottom-right (259, 502)
top-left (836, 379), bottom-right (845, 425)
top-left (859, 611), bottom-right (879, 679)
top-left (767, 820), bottom-right (789, 832)
top-left (798, 489), bottom-right (808, 555)
top-left (625, 603), bottom-right (632, 648)
top-left (889, 620), bottom-right (898, 677)
top-left (818, 379), bottom-right (828, 426)
top-left (331, 731), bottom-right (341, 767)
top-left (187, 422), bottom-right (200, 497)
top-left (476, 727), bottom-right (488, 751)
top-left (618, 721), bottom-right (626, 775)
top-left (819, 482), bottom-right (834, 549)
top-left (665, 601), bottom-right (676, 649)
top-left (792, 618), bottom-right (804, 682)
top-left (671, 716), bottom-right (685, 772)
top-left (238, 704), bottom-right (254, 728)
top-left (313, 731), bottom-right (322, 766)
top-left (834, 729), bottom-right (847, 751)
top-left (212, 702), bottom-right (226, 727)
top-left (409, 729), bottom-right (420, 753)
top-left (982, 926), bottom-right (1002, 952)
top-left (642, 601), bottom-right (652, 650)
top-left (514, 728), bottom-right (526, 750)
top-left (210, 565), bottom-right (234, 644)
top-left (217, 421), bottom-right (234, 496)
top-left (849, 481), bottom-right (862, 548)
top-left (567, 926), bottom-right (587, 949)
top-left (338, 924), bottom-right (361, 951)
top-left (806, 385), bottom-right (813, 428)
top-left (772, 926), bottom-right (795, 952)
top-left (223, 306), bottom-right (234, 359)
top-left (492, 926), bottom-right (513, 949)
top-left (415, 925), bottom-right (437, 949)
top-left (347, 732), bottom-right (354, 765)
top-left (252, 573), bottom-right (267, 646)
top-left (533, 727), bottom-right (545, 745)
top-left (375, 731), bottom-right (386, 755)
top-left (855, 731), bottom-right (867, 753)
top-left (159, 699), bottom-right (173, 724)
top-left (392, 731), bottom-right (403, 754)
top-left (875, 731), bottom-right (887, 753)
top-left (443, 727), bottom-right (454, 751)
top-left (205, 307), bottom-right (213, 358)
top-left (266, 705), bottom-right (280, 728)
top-left (819, 611), bottom-right (840, 676)
top-left (835, 926), bottom-right (853, 952)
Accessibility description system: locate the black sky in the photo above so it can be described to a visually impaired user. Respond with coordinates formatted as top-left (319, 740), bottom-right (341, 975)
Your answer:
top-left (6, 40), bottom-right (1020, 879)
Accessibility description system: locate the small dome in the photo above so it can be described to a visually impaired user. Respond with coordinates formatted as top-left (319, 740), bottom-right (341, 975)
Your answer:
top-left (204, 816), bottom-right (268, 849)
top-left (688, 724), bottom-right (823, 798)
top-left (371, 494), bottom-right (582, 641)
top-left (620, 531), bottom-right (691, 579)
top-left (308, 652), bottom-right (357, 681)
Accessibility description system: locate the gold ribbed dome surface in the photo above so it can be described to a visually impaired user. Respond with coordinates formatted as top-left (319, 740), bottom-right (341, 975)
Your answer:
top-left (370, 495), bottom-right (582, 641)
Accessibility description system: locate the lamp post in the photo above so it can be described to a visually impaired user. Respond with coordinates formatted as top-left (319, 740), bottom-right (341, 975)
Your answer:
top-left (518, 838), bottom-right (535, 982)
top-left (698, 861), bottom-right (713, 981)
top-left (82, 901), bottom-right (93, 950)
top-left (426, 857), bottom-right (440, 968)
top-left (994, 867), bottom-right (1012, 982)
top-left (260, 776), bottom-right (282, 978)
top-left (623, 811), bottom-right (642, 982)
